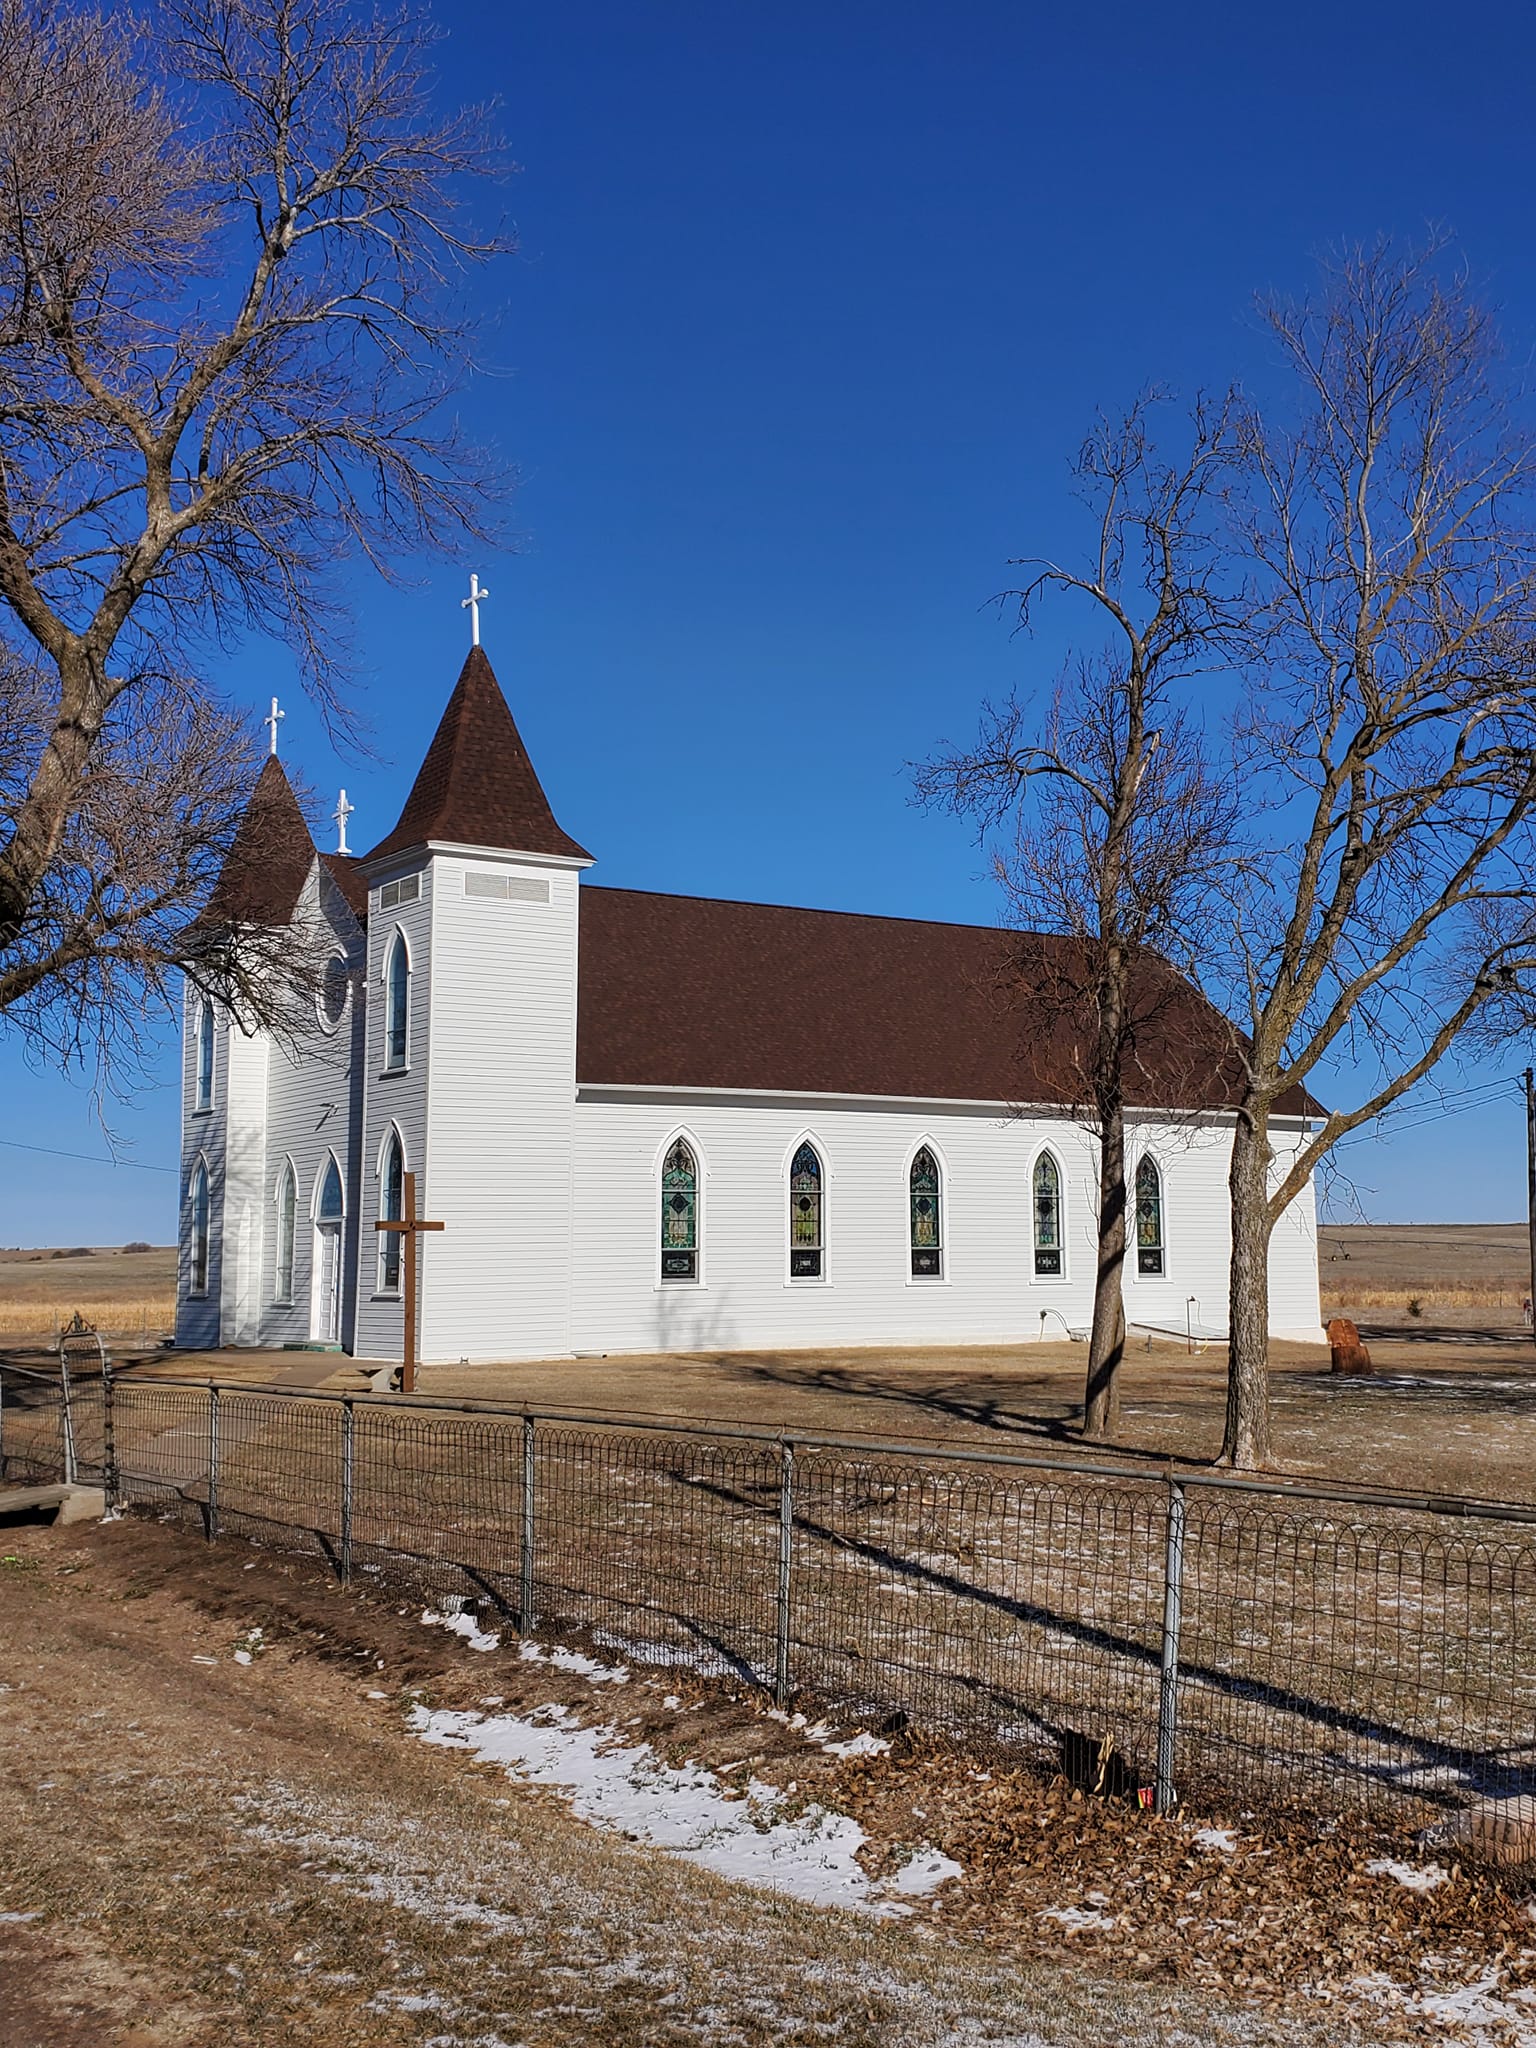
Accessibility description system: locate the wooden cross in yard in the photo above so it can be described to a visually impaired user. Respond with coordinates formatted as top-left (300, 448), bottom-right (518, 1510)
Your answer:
top-left (374, 1170), bottom-right (443, 1393)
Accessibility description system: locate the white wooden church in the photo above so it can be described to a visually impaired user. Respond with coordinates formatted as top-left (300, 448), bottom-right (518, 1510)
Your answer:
top-left (175, 636), bottom-right (1322, 1364)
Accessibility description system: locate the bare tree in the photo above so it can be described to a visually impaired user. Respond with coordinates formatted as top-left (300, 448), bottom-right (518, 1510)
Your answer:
top-left (918, 396), bottom-right (1239, 1439)
top-left (1215, 241), bottom-right (1536, 1468)
top-left (0, 0), bottom-right (508, 1070)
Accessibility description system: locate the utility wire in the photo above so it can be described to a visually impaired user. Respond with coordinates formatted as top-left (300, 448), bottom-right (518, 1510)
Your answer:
top-left (0, 1136), bottom-right (175, 1173)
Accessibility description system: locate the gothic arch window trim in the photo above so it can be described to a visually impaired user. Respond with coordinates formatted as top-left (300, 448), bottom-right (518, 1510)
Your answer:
top-left (187, 1155), bottom-right (212, 1298)
top-left (785, 1134), bottom-right (828, 1283)
top-left (907, 1139), bottom-right (946, 1281)
top-left (657, 1129), bottom-right (704, 1286)
top-left (311, 1151), bottom-right (347, 1223)
top-left (274, 1159), bottom-right (298, 1305)
top-left (382, 928), bottom-right (411, 1074)
top-left (1030, 1145), bottom-right (1066, 1281)
top-left (1134, 1151), bottom-right (1167, 1279)
top-left (377, 1126), bottom-right (407, 1296)
top-left (194, 996), bottom-right (216, 1112)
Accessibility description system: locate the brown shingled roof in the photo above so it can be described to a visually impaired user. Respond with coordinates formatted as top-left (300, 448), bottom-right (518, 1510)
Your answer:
top-left (364, 646), bottom-right (590, 865)
top-left (576, 887), bottom-right (1308, 1115)
top-left (202, 757), bottom-right (316, 927)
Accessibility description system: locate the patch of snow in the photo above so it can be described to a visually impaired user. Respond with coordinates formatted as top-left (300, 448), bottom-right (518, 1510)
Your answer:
top-left (821, 1731), bottom-right (891, 1759)
top-left (411, 1703), bottom-right (928, 1917)
top-left (232, 1649), bottom-right (252, 1666)
top-left (1039, 1905), bottom-right (1116, 1933)
top-left (1351, 1967), bottom-right (1536, 2045)
top-left (0, 1910), bottom-right (41, 1923)
top-left (1192, 1827), bottom-right (1237, 1853)
top-left (517, 1640), bottom-right (628, 1684)
top-left (420, 1608), bottom-right (501, 1654)
top-left (1365, 1857), bottom-right (1450, 1892)
top-left (886, 1848), bottom-right (963, 1897)
top-left (662, 1695), bottom-right (680, 1710)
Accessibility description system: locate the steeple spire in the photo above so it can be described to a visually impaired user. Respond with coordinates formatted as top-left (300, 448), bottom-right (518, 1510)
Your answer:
top-left (363, 646), bottom-right (590, 866)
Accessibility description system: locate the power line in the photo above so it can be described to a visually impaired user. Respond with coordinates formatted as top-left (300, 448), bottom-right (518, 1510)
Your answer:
top-left (0, 1136), bottom-right (175, 1173)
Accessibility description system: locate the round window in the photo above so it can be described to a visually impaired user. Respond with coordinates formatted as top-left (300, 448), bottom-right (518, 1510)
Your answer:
top-left (318, 956), bottom-right (350, 1031)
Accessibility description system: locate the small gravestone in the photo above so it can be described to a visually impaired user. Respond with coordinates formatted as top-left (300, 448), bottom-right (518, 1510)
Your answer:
top-left (1327, 1315), bottom-right (1372, 1375)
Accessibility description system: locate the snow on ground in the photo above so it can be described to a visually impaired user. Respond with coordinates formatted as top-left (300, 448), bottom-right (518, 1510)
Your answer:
top-left (409, 1702), bottom-right (958, 1917)
top-left (1364, 1857), bottom-right (1450, 1892)
top-left (1349, 1967), bottom-right (1536, 2046)
top-left (420, 1608), bottom-right (501, 1653)
top-left (1192, 1828), bottom-right (1238, 1854)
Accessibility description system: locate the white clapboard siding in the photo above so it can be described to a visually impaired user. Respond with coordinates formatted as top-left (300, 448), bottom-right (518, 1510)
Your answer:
top-left (257, 868), bottom-right (367, 1348)
top-left (407, 854), bottom-right (583, 1364)
top-left (567, 1093), bottom-right (1322, 1358)
top-left (353, 861), bottom-right (435, 1361)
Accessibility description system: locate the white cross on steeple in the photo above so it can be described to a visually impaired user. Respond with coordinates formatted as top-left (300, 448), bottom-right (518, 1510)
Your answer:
top-left (333, 789), bottom-right (354, 856)
top-left (462, 572), bottom-right (489, 648)
top-left (265, 696), bottom-right (285, 756)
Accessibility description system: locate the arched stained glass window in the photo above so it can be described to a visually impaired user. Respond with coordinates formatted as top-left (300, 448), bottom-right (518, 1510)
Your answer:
top-left (189, 1160), bottom-right (210, 1296)
top-left (1136, 1155), bottom-right (1165, 1276)
top-left (384, 932), bottom-right (409, 1071)
top-left (195, 999), bottom-right (215, 1111)
top-left (379, 1135), bottom-right (404, 1292)
top-left (789, 1142), bottom-right (824, 1279)
top-left (909, 1147), bottom-right (942, 1278)
top-left (318, 1157), bottom-right (345, 1222)
top-left (660, 1138), bottom-right (699, 1281)
top-left (1033, 1154), bottom-right (1062, 1276)
top-left (275, 1164), bottom-right (297, 1304)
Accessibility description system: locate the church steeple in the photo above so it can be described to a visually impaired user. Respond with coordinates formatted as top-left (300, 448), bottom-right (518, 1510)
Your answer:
top-left (363, 646), bottom-right (590, 865)
top-left (204, 754), bottom-right (317, 926)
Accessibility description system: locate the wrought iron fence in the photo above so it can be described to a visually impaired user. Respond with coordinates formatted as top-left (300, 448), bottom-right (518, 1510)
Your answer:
top-left (3, 1362), bottom-right (1534, 1827)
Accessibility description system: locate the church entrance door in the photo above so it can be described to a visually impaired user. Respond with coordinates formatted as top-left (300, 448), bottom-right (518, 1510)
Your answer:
top-left (313, 1224), bottom-right (342, 1343)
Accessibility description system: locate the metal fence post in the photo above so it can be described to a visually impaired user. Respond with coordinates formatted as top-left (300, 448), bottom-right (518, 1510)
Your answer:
top-left (101, 1355), bottom-right (118, 1510)
top-left (339, 1396), bottom-right (355, 1584)
top-left (1156, 1478), bottom-right (1186, 1816)
top-left (206, 1385), bottom-right (221, 1542)
top-left (519, 1412), bottom-right (536, 1634)
top-left (774, 1439), bottom-right (795, 1708)
top-left (57, 1347), bottom-right (77, 1485)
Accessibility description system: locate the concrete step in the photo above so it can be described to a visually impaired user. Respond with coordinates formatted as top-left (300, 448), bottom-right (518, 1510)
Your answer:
top-left (0, 1483), bottom-right (107, 1525)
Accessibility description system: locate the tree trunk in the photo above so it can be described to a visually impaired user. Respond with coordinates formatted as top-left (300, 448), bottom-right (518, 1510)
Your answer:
top-left (1082, 1101), bottom-right (1127, 1439)
top-left (1221, 1105), bottom-right (1274, 1469)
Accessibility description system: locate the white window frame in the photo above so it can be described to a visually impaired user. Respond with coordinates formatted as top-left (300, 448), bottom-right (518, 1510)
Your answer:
top-left (1132, 1149), bottom-right (1170, 1281)
top-left (375, 1125), bottom-right (407, 1298)
top-left (382, 928), bottom-right (411, 1074)
top-left (316, 954), bottom-right (350, 1036)
top-left (905, 1137), bottom-right (948, 1285)
top-left (656, 1128), bottom-right (705, 1288)
top-left (193, 997), bottom-right (215, 1113)
top-left (274, 1160), bottom-right (298, 1305)
top-left (187, 1156), bottom-right (211, 1297)
top-left (1028, 1144), bottom-right (1069, 1284)
top-left (784, 1133), bottom-right (830, 1285)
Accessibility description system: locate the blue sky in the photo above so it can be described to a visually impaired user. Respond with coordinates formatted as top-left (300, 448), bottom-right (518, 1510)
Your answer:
top-left (4, 0), bottom-right (1536, 1244)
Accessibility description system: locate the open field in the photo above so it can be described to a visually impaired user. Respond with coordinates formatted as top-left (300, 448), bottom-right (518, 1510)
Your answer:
top-left (1320, 1222), bottom-right (1532, 1312)
top-left (5, 1513), bottom-right (1523, 2048)
top-left (0, 1243), bottom-right (175, 1341)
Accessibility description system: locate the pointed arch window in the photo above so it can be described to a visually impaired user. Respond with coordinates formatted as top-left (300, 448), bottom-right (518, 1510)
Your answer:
top-left (1033, 1153), bottom-right (1063, 1276)
top-left (384, 932), bottom-right (410, 1072)
top-left (317, 1157), bottom-right (345, 1223)
top-left (789, 1143), bottom-right (824, 1279)
top-left (195, 999), bottom-right (215, 1111)
top-left (909, 1146), bottom-right (942, 1277)
top-left (189, 1160), bottom-right (210, 1296)
top-left (379, 1133), bottom-right (404, 1293)
top-left (660, 1138), bottom-right (699, 1281)
top-left (275, 1164), bottom-right (297, 1304)
top-left (1136, 1155), bottom-right (1165, 1276)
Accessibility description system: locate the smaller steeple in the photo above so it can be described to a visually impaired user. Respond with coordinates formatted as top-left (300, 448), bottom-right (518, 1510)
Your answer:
top-left (204, 756), bottom-right (316, 926)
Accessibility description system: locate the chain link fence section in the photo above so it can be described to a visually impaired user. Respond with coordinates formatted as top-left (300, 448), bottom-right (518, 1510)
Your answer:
top-left (13, 1371), bottom-right (1536, 1828)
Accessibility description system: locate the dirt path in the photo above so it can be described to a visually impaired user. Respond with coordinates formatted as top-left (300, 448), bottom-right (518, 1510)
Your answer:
top-left (0, 1517), bottom-right (1380, 2048)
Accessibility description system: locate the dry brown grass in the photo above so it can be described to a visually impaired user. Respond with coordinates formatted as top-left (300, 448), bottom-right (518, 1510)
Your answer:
top-left (1320, 1285), bottom-right (1524, 1310)
top-left (0, 1294), bottom-right (174, 1340)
